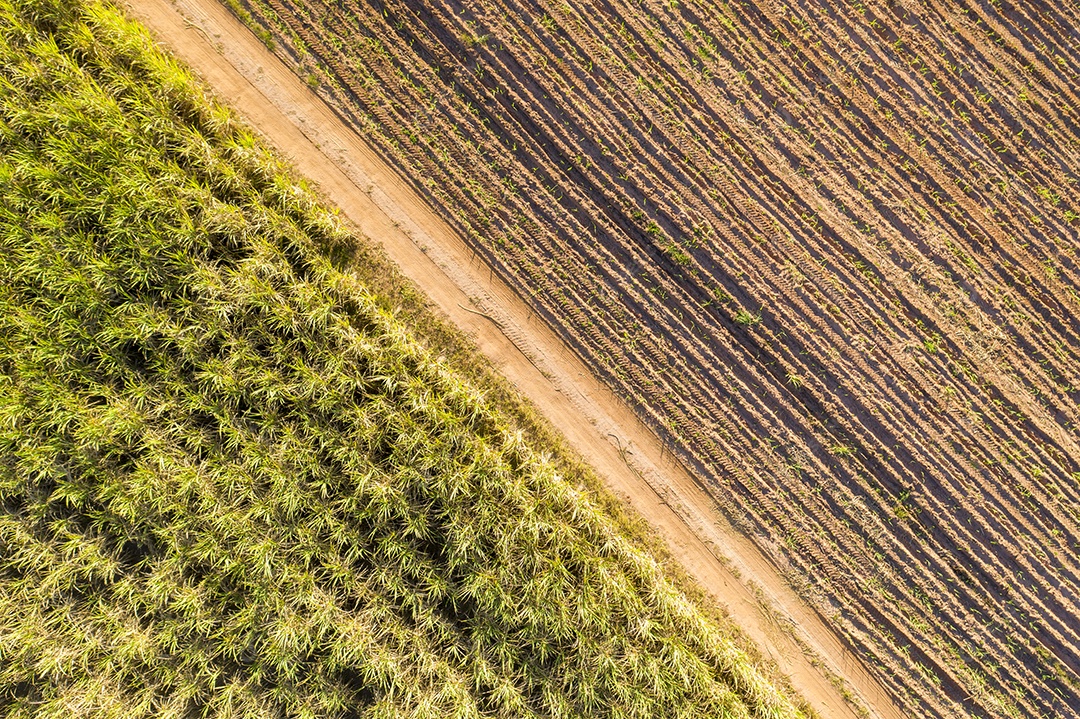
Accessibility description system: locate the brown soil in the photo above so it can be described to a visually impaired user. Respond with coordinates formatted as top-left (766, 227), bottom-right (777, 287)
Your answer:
top-left (119, 0), bottom-right (910, 717)
top-left (177, 0), bottom-right (1080, 717)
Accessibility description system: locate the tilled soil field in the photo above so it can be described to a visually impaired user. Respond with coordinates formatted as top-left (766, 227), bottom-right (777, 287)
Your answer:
top-left (225, 0), bottom-right (1080, 716)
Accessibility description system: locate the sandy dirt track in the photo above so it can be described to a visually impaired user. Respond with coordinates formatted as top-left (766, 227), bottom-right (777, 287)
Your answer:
top-left (118, 0), bottom-right (908, 717)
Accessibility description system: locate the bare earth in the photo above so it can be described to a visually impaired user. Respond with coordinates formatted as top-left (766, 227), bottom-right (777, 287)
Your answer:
top-left (122, 0), bottom-right (907, 717)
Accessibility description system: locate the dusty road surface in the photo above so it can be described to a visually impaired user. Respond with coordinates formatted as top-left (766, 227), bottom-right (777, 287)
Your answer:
top-left (122, 0), bottom-right (907, 717)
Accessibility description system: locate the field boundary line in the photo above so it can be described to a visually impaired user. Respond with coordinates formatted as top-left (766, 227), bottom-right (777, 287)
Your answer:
top-left (122, 1), bottom-right (904, 717)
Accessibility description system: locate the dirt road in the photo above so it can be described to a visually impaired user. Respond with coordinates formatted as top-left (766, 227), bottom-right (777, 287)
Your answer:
top-left (121, 1), bottom-right (904, 716)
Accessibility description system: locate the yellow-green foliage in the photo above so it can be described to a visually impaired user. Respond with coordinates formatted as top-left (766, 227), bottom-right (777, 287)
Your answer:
top-left (0, 1), bottom-right (806, 717)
